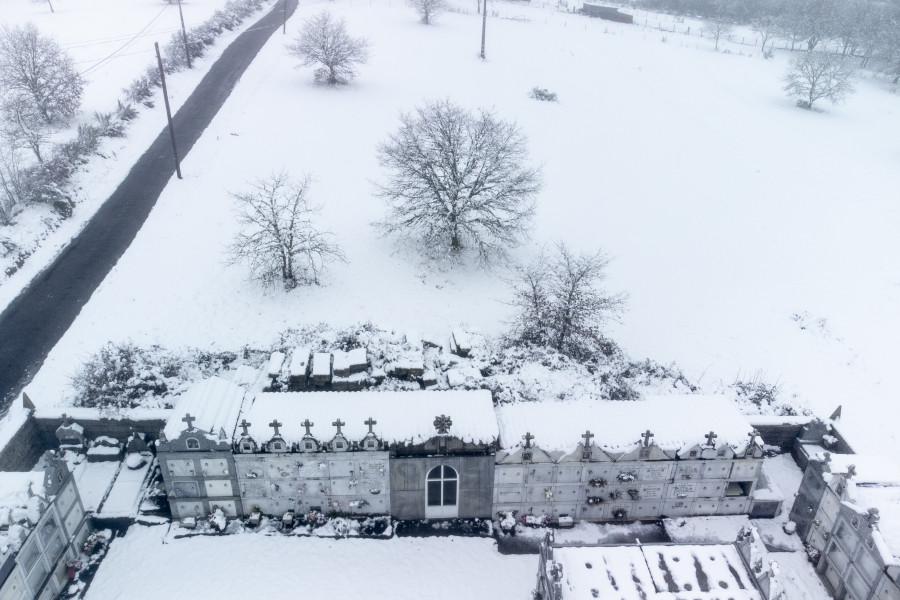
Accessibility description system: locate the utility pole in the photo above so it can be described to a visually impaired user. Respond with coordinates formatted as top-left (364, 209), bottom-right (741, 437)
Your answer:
top-left (480, 0), bottom-right (487, 59)
top-left (155, 42), bottom-right (182, 179)
top-left (177, 0), bottom-right (191, 69)
top-left (283, 0), bottom-right (288, 33)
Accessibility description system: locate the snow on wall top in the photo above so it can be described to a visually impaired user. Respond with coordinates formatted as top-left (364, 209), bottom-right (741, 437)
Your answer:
top-left (496, 395), bottom-right (753, 454)
top-left (163, 376), bottom-right (247, 441)
top-left (553, 544), bottom-right (761, 600)
top-left (852, 485), bottom-right (900, 563)
top-left (0, 471), bottom-right (47, 557)
top-left (238, 390), bottom-right (498, 446)
top-left (825, 453), bottom-right (900, 485)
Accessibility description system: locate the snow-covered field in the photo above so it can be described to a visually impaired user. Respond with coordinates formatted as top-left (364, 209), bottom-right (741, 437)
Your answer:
top-left (84, 525), bottom-right (537, 600)
top-left (12, 0), bottom-right (900, 454)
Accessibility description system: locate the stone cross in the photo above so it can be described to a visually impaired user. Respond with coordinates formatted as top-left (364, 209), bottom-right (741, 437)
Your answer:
top-left (582, 430), bottom-right (594, 448)
top-left (433, 414), bottom-right (452, 434)
top-left (365, 417), bottom-right (377, 434)
top-left (847, 464), bottom-right (857, 479)
top-left (332, 418), bottom-right (346, 435)
top-left (704, 431), bottom-right (717, 447)
top-left (61, 413), bottom-right (71, 426)
top-left (524, 431), bottom-right (534, 448)
top-left (239, 420), bottom-right (251, 436)
top-left (269, 419), bottom-right (282, 436)
top-left (182, 413), bottom-right (195, 431)
top-left (302, 419), bottom-right (314, 436)
top-left (641, 429), bottom-right (654, 447)
top-left (749, 429), bottom-right (761, 440)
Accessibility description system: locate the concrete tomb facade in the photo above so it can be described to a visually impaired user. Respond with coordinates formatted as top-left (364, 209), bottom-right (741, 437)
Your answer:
top-left (156, 379), bottom-right (770, 525)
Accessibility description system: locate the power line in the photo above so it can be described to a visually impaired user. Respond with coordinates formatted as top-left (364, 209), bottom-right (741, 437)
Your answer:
top-left (80, 4), bottom-right (172, 76)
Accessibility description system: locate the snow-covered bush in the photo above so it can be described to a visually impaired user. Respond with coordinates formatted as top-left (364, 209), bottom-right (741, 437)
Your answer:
top-left (529, 87), bottom-right (557, 101)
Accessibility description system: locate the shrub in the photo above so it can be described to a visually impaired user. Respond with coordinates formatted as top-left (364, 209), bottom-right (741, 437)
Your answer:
top-left (530, 87), bottom-right (557, 101)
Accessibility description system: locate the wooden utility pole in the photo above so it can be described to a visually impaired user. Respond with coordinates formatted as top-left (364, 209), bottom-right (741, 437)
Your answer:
top-left (283, 0), bottom-right (288, 33)
top-left (480, 0), bottom-right (487, 59)
top-left (177, 0), bottom-right (191, 69)
top-left (155, 42), bottom-right (182, 180)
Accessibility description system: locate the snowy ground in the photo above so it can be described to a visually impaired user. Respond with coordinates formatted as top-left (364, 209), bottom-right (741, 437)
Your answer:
top-left (9, 0), bottom-right (900, 458)
top-left (83, 525), bottom-right (538, 600)
top-left (0, 0), bottom-right (274, 300)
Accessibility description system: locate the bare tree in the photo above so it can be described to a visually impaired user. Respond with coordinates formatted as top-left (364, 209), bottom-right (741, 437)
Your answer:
top-left (751, 14), bottom-right (779, 55)
top-left (2, 95), bottom-right (48, 163)
top-left (784, 50), bottom-right (857, 109)
top-left (0, 143), bottom-right (29, 225)
top-left (507, 243), bottom-right (625, 360)
top-left (0, 23), bottom-right (84, 125)
top-left (288, 11), bottom-right (369, 85)
top-left (374, 99), bottom-right (542, 262)
top-left (229, 171), bottom-right (345, 289)
top-left (411, 0), bottom-right (447, 24)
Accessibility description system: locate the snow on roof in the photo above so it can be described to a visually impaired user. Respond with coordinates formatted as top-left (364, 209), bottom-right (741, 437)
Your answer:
top-left (850, 485), bottom-right (900, 563)
top-left (0, 471), bottom-right (47, 557)
top-left (825, 453), bottom-right (900, 485)
top-left (238, 390), bottom-right (498, 446)
top-left (497, 395), bottom-right (753, 454)
top-left (163, 377), bottom-right (247, 441)
top-left (553, 544), bottom-right (761, 600)
top-left (289, 348), bottom-right (310, 377)
top-left (266, 352), bottom-right (285, 377)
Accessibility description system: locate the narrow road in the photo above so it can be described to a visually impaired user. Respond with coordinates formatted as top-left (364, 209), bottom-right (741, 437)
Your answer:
top-left (0, 0), bottom-right (299, 414)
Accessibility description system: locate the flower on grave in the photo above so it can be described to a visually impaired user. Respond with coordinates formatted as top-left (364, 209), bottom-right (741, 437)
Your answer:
top-left (370, 488), bottom-right (381, 494)
top-left (612, 508), bottom-right (628, 520)
top-left (318, 462), bottom-right (327, 470)
top-left (246, 471), bottom-right (258, 479)
top-left (544, 488), bottom-right (553, 499)
top-left (348, 478), bottom-right (358, 487)
top-left (609, 490), bottom-right (622, 500)
top-left (589, 478), bottom-right (608, 488)
top-left (617, 471), bottom-right (637, 482)
top-left (627, 489), bottom-right (641, 501)
top-left (586, 496), bottom-right (604, 505)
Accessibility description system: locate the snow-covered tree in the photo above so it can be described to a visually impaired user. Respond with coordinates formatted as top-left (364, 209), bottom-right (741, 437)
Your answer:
top-left (0, 23), bottom-right (84, 125)
top-left (288, 11), bottom-right (369, 85)
top-left (229, 171), bottom-right (345, 289)
top-left (375, 99), bottom-right (542, 262)
top-left (507, 243), bottom-right (625, 360)
top-left (706, 0), bottom-right (734, 52)
top-left (751, 13), bottom-right (779, 55)
top-left (411, 0), bottom-right (447, 24)
top-left (784, 50), bottom-right (857, 110)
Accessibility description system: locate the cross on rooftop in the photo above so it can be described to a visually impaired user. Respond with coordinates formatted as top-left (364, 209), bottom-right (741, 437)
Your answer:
top-left (239, 419), bottom-right (251, 436)
top-left (582, 430), bottom-right (594, 447)
top-left (332, 419), bottom-right (346, 435)
top-left (269, 419), bottom-right (282, 436)
top-left (302, 419), bottom-right (314, 436)
top-left (182, 413), bottom-right (195, 431)
top-left (365, 417), bottom-right (377, 434)
top-left (641, 429), bottom-right (654, 447)
top-left (705, 431), bottom-right (718, 447)
top-left (433, 414), bottom-right (452, 434)
top-left (524, 431), bottom-right (534, 448)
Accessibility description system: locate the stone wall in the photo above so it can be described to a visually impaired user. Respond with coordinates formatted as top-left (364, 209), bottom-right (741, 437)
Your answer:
top-left (0, 417), bottom-right (48, 471)
top-left (0, 414), bottom-right (166, 471)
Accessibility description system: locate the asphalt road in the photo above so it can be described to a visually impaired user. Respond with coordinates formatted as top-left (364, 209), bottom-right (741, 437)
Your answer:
top-left (0, 0), bottom-right (299, 415)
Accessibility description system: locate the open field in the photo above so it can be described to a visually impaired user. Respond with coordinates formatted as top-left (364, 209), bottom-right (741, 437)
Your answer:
top-left (15, 0), bottom-right (900, 453)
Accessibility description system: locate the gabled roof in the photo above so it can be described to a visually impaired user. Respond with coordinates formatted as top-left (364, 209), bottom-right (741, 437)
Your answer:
top-left (163, 377), bottom-right (247, 441)
top-left (238, 389), bottom-right (498, 447)
top-left (495, 395), bottom-right (753, 455)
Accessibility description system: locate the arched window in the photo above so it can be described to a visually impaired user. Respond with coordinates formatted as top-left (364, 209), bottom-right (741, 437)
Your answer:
top-left (427, 465), bottom-right (458, 507)
top-left (186, 438), bottom-right (200, 450)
